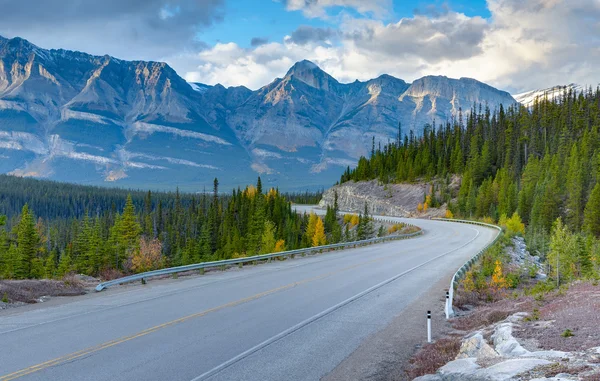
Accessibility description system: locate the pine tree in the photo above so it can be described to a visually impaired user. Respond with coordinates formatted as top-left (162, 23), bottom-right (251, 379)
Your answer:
top-left (584, 182), bottom-right (600, 237)
top-left (260, 221), bottom-right (276, 254)
top-left (15, 204), bottom-right (39, 279)
top-left (565, 144), bottom-right (584, 230)
top-left (57, 250), bottom-right (73, 278)
top-left (116, 195), bottom-right (141, 268)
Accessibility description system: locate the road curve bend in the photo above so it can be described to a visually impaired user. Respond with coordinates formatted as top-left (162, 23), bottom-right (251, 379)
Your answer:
top-left (0, 214), bottom-right (497, 381)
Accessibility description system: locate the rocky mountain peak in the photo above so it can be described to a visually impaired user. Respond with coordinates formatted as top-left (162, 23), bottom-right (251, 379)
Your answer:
top-left (284, 59), bottom-right (338, 91)
top-left (0, 36), bottom-right (519, 190)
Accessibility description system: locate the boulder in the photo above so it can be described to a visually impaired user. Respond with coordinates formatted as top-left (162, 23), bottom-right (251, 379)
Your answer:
top-left (456, 333), bottom-right (498, 359)
top-left (491, 322), bottom-right (529, 357)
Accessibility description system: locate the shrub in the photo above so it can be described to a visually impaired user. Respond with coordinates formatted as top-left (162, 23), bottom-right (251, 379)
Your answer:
top-left (387, 223), bottom-right (405, 234)
top-left (490, 260), bottom-right (507, 289)
top-left (561, 329), bottom-right (574, 338)
top-left (506, 212), bottom-right (525, 236)
top-left (526, 279), bottom-right (556, 296)
top-left (406, 337), bottom-right (462, 378)
top-left (505, 272), bottom-right (521, 288)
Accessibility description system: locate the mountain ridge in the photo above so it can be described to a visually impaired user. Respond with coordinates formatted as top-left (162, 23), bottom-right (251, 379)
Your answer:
top-left (0, 35), bottom-right (517, 190)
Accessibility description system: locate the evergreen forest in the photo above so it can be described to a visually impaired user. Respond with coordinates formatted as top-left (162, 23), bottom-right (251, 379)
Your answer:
top-left (341, 87), bottom-right (600, 282)
top-left (0, 176), bottom-right (339, 280)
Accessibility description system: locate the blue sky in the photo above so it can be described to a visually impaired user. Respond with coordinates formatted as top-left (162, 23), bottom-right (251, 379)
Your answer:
top-left (0, 0), bottom-right (597, 93)
top-left (202, 0), bottom-right (491, 48)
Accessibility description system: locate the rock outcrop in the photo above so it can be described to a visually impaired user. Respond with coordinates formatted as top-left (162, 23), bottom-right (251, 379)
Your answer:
top-left (415, 313), bottom-right (600, 381)
top-left (319, 180), bottom-right (447, 217)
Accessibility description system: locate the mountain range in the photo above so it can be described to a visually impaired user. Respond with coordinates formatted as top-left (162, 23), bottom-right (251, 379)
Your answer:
top-left (0, 35), bottom-right (517, 190)
top-left (514, 84), bottom-right (585, 108)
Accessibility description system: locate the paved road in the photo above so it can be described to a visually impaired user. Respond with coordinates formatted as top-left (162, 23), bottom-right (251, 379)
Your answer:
top-left (0, 214), bottom-right (497, 381)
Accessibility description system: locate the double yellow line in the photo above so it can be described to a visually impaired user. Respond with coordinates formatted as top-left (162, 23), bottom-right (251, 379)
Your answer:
top-left (1, 256), bottom-right (387, 380)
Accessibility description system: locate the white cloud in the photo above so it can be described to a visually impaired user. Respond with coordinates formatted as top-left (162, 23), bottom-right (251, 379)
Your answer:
top-left (185, 0), bottom-right (600, 93)
top-left (283, 0), bottom-right (392, 19)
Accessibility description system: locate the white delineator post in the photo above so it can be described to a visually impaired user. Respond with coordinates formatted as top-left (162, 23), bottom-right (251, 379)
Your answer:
top-left (427, 310), bottom-right (432, 343)
top-left (445, 291), bottom-right (450, 319)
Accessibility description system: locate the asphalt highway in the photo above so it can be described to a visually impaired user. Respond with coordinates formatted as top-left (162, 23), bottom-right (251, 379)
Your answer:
top-left (0, 213), bottom-right (497, 381)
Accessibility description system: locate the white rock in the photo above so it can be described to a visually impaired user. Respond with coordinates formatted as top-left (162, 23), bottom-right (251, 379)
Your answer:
top-left (412, 375), bottom-right (443, 381)
top-left (475, 358), bottom-right (551, 380)
top-left (522, 350), bottom-right (569, 359)
top-left (456, 332), bottom-right (499, 359)
top-left (491, 322), bottom-right (530, 357)
top-left (439, 358), bottom-right (481, 376)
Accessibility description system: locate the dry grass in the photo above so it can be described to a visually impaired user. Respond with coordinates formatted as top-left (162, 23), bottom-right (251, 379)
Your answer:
top-left (0, 279), bottom-right (85, 304)
top-left (519, 363), bottom-right (594, 379)
top-left (401, 225), bottom-right (421, 234)
top-left (98, 268), bottom-right (125, 281)
top-left (452, 306), bottom-right (515, 331)
top-left (515, 281), bottom-right (600, 352)
top-left (405, 336), bottom-right (462, 379)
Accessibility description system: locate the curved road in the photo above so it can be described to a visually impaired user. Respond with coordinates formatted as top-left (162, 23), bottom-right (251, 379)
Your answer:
top-left (0, 214), bottom-right (497, 381)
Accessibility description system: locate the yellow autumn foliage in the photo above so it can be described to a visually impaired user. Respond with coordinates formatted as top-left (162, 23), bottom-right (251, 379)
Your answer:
top-left (387, 223), bottom-right (405, 234)
top-left (490, 260), bottom-right (507, 289)
top-left (274, 239), bottom-right (286, 252)
top-left (266, 188), bottom-right (278, 199)
top-left (312, 217), bottom-right (326, 247)
top-left (343, 213), bottom-right (359, 227)
top-left (462, 270), bottom-right (476, 292)
top-left (244, 185), bottom-right (257, 198)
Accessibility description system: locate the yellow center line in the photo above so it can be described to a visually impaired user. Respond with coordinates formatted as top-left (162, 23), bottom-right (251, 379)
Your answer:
top-left (1, 255), bottom-right (390, 381)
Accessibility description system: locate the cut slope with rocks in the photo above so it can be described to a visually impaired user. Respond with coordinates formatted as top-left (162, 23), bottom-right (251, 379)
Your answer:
top-left (319, 180), bottom-right (449, 217)
top-left (409, 234), bottom-right (600, 381)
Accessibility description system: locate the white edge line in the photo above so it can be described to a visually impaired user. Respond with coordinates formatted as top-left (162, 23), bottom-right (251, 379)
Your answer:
top-left (191, 224), bottom-right (482, 381)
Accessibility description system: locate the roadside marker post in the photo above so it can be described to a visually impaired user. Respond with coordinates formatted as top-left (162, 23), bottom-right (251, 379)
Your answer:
top-left (445, 291), bottom-right (450, 319)
top-left (427, 310), bottom-right (432, 343)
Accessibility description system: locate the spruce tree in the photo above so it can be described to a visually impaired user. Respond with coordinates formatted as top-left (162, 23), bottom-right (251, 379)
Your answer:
top-left (15, 204), bottom-right (39, 279)
top-left (584, 182), bottom-right (600, 236)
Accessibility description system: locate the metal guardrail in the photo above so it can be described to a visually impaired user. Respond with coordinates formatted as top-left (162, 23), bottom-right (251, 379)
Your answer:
top-left (96, 220), bottom-right (422, 291)
top-left (432, 218), bottom-right (503, 318)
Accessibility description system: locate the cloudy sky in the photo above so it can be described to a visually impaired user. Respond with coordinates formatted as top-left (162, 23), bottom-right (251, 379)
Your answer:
top-left (0, 0), bottom-right (598, 93)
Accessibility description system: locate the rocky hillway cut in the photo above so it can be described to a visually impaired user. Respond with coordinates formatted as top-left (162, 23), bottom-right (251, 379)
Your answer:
top-left (0, 36), bottom-right (516, 190)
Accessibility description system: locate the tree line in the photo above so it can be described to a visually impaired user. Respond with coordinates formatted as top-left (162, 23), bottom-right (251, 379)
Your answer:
top-left (0, 177), bottom-right (337, 280)
top-left (341, 87), bottom-right (600, 282)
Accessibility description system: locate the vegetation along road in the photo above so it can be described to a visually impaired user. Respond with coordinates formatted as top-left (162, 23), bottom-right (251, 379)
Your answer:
top-left (0, 214), bottom-right (497, 381)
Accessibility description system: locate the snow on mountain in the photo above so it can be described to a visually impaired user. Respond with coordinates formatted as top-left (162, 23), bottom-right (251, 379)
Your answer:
top-left (514, 84), bottom-right (585, 107)
top-left (0, 36), bottom-right (517, 190)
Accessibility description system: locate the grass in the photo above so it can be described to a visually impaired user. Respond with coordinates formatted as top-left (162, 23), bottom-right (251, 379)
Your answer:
top-left (561, 329), bottom-right (574, 338)
top-left (405, 337), bottom-right (462, 379)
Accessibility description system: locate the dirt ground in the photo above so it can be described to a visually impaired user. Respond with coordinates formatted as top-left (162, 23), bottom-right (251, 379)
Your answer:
top-left (0, 277), bottom-right (87, 306)
top-left (515, 281), bottom-right (600, 352)
top-left (406, 280), bottom-right (600, 379)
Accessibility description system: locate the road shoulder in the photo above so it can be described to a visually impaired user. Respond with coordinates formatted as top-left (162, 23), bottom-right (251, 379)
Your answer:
top-left (322, 274), bottom-right (453, 381)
